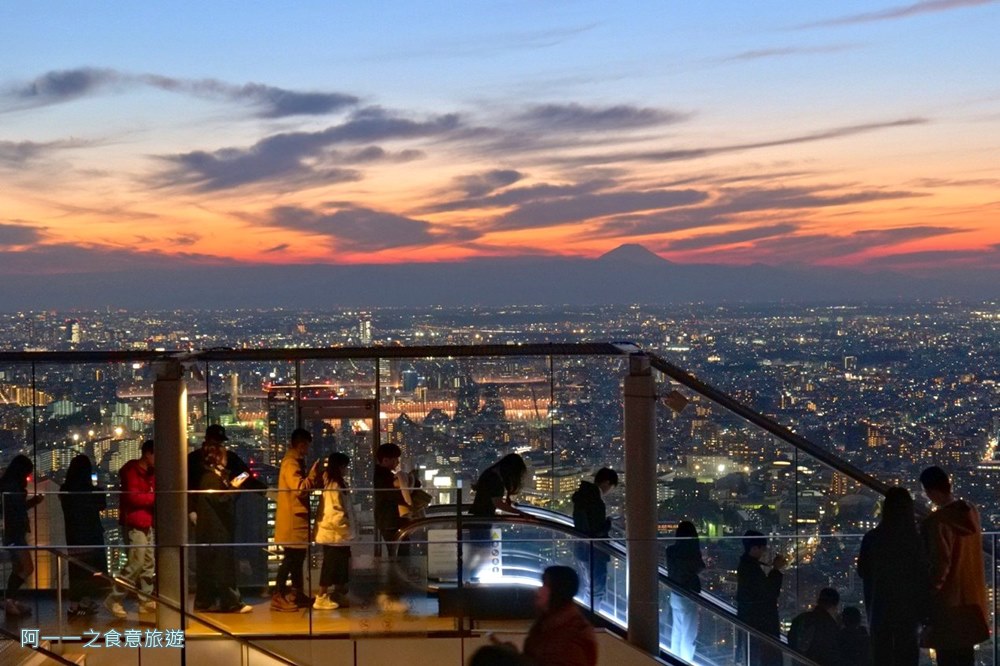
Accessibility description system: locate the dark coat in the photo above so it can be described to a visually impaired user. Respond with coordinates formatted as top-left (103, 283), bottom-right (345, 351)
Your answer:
top-left (838, 625), bottom-right (873, 666)
top-left (666, 541), bottom-right (705, 594)
top-left (470, 467), bottom-right (506, 517)
top-left (789, 608), bottom-right (841, 666)
top-left (736, 553), bottom-right (782, 636)
top-left (373, 464), bottom-right (406, 530)
top-left (195, 467), bottom-right (235, 545)
top-left (59, 483), bottom-right (106, 547)
top-left (856, 523), bottom-right (930, 629)
top-left (571, 481), bottom-right (609, 538)
top-left (0, 476), bottom-right (31, 545)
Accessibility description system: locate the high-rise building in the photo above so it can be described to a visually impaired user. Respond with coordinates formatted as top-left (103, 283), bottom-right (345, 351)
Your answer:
top-left (267, 385), bottom-right (297, 465)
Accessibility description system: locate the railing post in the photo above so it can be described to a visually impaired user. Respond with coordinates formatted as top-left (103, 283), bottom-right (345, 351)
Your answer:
top-left (154, 359), bottom-right (188, 661)
top-left (624, 353), bottom-right (659, 654)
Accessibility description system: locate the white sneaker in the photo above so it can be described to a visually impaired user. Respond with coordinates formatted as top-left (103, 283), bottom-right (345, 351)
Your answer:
top-left (376, 594), bottom-right (408, 613)
top-left (313, 594), bottom-right (339, 610)
top-left (236, 604), bottom-right (253, 614)
top-left (139, 600), bottom-right (157, 614)
top-left (104, 597), bottom-right (127, 619)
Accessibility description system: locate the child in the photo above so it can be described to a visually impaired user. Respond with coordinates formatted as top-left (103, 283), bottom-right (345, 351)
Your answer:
top-left (313, 452), bottom-right (355, 610)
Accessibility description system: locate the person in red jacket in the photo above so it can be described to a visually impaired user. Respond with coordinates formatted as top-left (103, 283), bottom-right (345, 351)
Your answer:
top-left (104, 440), bottom-right (155, 618)
top-left (522, 566), bottom-right (597, 666)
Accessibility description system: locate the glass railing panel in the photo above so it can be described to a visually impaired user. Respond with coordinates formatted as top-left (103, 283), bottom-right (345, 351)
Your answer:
top-left (547, 356), bottom-right (627, 516)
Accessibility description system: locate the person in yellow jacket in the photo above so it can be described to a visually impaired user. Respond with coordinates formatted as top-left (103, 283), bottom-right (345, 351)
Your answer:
top-left (271, 428), bottom-right (320, 612)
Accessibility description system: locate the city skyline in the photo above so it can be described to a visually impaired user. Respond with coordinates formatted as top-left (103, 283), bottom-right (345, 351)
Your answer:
top-left (3, 1), bottom-right (1000, 296)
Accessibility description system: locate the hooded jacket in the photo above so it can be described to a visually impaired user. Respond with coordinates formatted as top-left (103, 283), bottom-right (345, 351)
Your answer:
top-left (921, 499), bottom-right (990, 648)
top-left (119, 458), bottom-right (155, 531)
top-left (572, 481), bottom-right (609, 538)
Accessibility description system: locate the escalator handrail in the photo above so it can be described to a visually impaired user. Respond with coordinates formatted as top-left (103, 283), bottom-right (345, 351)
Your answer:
top-left (0, 627), bottom-right (81, 666)
top-left (646, 352), bottom-right (890, 496)
top-left (398, 511), bottom-right (822, 666)
top-left (39, 546), bottom-right (300, 666)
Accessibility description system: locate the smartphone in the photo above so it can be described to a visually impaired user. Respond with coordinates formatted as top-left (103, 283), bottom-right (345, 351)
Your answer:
top-left (231, 471), bottom-right (250, 488)
top-left (91, 472), bottom-right (98, 485)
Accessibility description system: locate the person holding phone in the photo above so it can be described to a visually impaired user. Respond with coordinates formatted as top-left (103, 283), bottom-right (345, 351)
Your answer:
top-left (736, 530), bottom-right (786, 666)
top-left (271, 428), bottom-right (320, 612)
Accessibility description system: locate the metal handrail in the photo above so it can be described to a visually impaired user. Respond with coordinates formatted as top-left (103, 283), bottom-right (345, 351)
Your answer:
top-left (0, 627), bottom-right (81, 666)
top-left (397, 511), bottom-right (822, 666)
top-left (39, 546), bottom-right (301, 666)
top-left (646, 352), bottom-right (890, 496)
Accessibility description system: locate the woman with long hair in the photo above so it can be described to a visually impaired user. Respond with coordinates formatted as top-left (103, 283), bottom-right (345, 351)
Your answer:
top-left (666, 520), bottom-right (705, 661)
top-left (313, 451), bottom-right (356, 610)
top-left (60, 455), bottom-right (107, 617)
top-left (1, 454), bottom-right (43, 617)
top-left (857, 486), bottom-right (929, 666)
top-left (468, 453), bottom-right (528, 581)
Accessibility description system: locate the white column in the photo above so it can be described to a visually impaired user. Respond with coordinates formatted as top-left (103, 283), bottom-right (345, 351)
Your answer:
top-left (153, 360), bottom-right (188, 643)
top-left (624, 353), bottom-right (659, 654)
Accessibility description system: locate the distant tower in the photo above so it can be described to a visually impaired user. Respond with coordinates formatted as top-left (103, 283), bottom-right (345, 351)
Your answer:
top-left (843, 356), bottom-right (857, 372)
top-left (65, 319), bottom-right (81, 344)
top-left (359, 315), bottom-right (372, 346)
top-left (229, 373), bottom-right (240, 413)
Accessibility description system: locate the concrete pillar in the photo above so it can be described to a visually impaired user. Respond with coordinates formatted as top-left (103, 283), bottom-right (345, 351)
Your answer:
top-left (153, 360), bottom-right (188, 642)
top-left (624, 353), bottom-right (659, 654)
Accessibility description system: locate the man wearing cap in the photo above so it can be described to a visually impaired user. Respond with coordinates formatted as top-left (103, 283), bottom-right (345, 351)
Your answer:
top-left (187, 425), bottom-right (264, 611)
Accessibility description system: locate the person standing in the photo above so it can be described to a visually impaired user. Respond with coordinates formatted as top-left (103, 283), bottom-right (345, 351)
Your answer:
top-left (838, 606), bottom-right (873, 666)
top-left (736, 530), bottom-right (785, 666)
top-left (271, 428), bottom-right (320, 611)
top-left (60, 455), bottom-right (107, 617)
top-left (193, 440), bottom-right (251, 613)
top-left (918, 466), bottom-right (990, 666)
top-left (522, 566), bottom-right (597, 666)
top-left (105, 440), bottom-right (156, 619)
top-left (666, 520), bottom-right (705, 661)
top-left (1, 455), bottom-right (43, 617)
top-left (856, 486), bottom-right (928, 666)
top-left (373, 443), bottom-right (411, 612)
top-left (571, 467), bottom-right (618, 606)
top-left (469, 453), bottom-right (528, 582)
top-left (313, 452), bottom-right (356, 610)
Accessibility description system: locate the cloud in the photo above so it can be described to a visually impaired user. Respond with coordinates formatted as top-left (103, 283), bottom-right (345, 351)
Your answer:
top-left (0, 243), bottom-right (235, 275)
top-left (0, 138), bottom-right (88, 167)
top-left (566, 118), bottom-right (928, 165)
top-left (719, 44), bottom-right (857, 62)
top-left (712, 225), bottom-right (964, 263)
top-left (266, 205), bottom-right (480, 252)
top-left (453, 169), bottom-right (525, 198)
top-left (154, 107), bottom-right (459, 191)
top-left (666, 223), bottom-right (800, 251)
top-left (491, 188), bottom-right (709, 231)
top-left (140, 75), bottom-right (359, 118)
top-left (263, 243), bottom-right (290, 254)
top-left (0, 223), bottom-right (45, 246)
top-left (589, 185), bottom-right (926, 237)
top-left (424, 177), bottom-right (617, 214)
top-left (800, 0), bottom-right (997, 28)
top-left (514, 103), bottom-right (688, 130)
top-left (910, 177), bottom-right (1000, 188)
top-left (2, 67), bottom-right (359, 118)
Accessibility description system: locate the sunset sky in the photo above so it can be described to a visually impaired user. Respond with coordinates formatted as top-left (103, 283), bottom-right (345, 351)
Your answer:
top-left (2, 1), bottom-right (999, 276)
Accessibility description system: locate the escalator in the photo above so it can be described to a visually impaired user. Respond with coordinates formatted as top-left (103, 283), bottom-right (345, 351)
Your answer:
top-left (400, 510), bottom-right (822, 666)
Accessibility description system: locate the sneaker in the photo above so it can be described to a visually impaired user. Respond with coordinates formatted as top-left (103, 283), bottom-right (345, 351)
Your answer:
top-left (67, 605), bottom-right (92, 618)
top-left (270, 591), bottom-right (298, 613)
top-left (139, 601), bottom-right (157, 614)
top-left (104, 597), bottom-right (127, 619)
top-left (220, 604), bottom-right (254, 614)
top-left (312, 594), bottom-right (339, 611)
top-left (376, 594), bottom-right (408, 613)
top-left (294, 593), bottom-right (314, 609)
